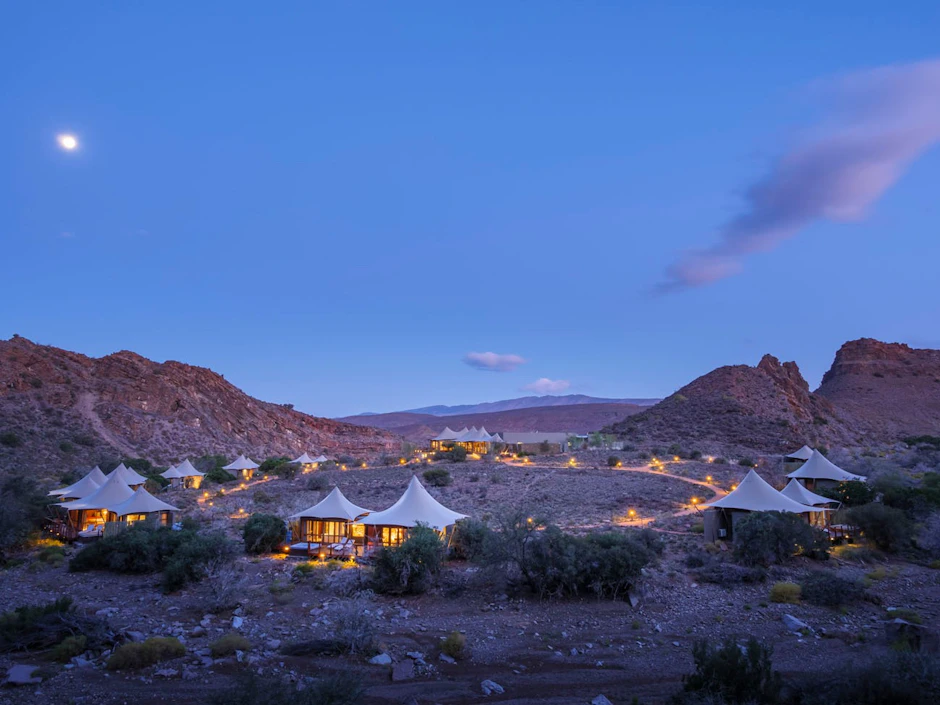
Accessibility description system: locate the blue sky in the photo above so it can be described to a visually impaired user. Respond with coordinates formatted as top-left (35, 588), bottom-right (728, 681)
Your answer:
top-left (2, 3), bottom-right (939, 417)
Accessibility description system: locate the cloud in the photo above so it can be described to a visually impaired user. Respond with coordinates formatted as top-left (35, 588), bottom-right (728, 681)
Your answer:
top-left (462, 351), bottom-right (527, 372)
top-left (658, 59), bottom-right (940, 292)
top-left (522, 378), bottom-right (571, 394)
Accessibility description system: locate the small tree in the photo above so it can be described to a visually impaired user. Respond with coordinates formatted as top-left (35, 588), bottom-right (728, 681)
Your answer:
top-left (372, 524), bottom-right (444, 595)
top-left (681, 637), bottom-right (782, 704)
top-left (242, 514), bottom-right (287, 554)
top-left (423, 468), bottom-right (452, 487)
top-left (451, 445), bottom-right (468, 462)
top-left (0, 473), bottom-right (50, 562)
top-left (846, 503), bottom-right (912, 552)
top-left (733, 511), bottom-right (829, 566)
top-left (816, 480), bottom-right (874, 507)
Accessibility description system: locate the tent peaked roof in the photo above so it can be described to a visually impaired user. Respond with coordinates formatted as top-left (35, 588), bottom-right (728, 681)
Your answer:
top-left (781, 479), bottom-right (835, 507)
top-left (292, 452), bottom-right (317, 465)
top-left (289, 487), bottom-right (372, 521)
top-left (109, 487), bottom-right (179, 517)
top-left (311, 454), bottom-right (330, 463)
top-left (704, 470), bottom-right (818, 513)
top-left (161, 465), bottom-right (185, 479)
top-left (49, 466), bottom-right (107, 497)
top-left (50, 472), bottom-right (102, 499)
top-left (786, 450), bottom-right (865, 482)
top-left (58, 472), bottom-right (135, 511)
top-left (174, 459), bottom-right (203, 477)
top-left (223, 455), bottom-right (259, 471)
top-left (785, 445), bottom-right (815, 461)
top-left (355, 476), bottom-right (467, 530)
top-left (108, 462), bottom-right (148, 486)
top-left (432, 427), bottom-right (460, 441)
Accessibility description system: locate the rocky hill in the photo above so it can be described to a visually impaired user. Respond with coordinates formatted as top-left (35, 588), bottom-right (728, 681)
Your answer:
top-left (398, 394), bottom-right (659, 416)
top-left (607, 339), bottom-right (940, 452)
top-left (0, 336), bottom-right (397, 477)
top-left (816, 338), bottom-right (940, 441)
top-left (340, 402), bottom-right (647, 444)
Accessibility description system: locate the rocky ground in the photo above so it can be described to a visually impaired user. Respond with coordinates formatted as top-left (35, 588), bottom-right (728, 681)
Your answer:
top-left (2, 455), bottom-right (938, 704)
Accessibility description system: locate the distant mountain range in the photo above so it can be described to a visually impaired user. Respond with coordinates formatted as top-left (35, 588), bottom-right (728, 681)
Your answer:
top-left (355, 394), bottom-right (660, 418)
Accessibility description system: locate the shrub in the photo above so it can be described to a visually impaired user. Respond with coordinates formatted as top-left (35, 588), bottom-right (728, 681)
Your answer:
top-left (0, 473), bottom-right (51, 561)
top-left (607, 456), bottom-right (621, 467)
top-left (72, 433), bottom-right (96, 447)
top-left (107, 637), bottom-right (185, 670)
top-left (205, 468), bottom-right (237, 484)
top-left (815, 480), bottom-right (874, 507)
top-left (253, 490), bottom-right (273, 505)
top-left (51, 634), bottom-right (87, 662)
top-left (689, 450), bottom-right (703, 460)
top-left (333, 601), bottom-right (376, 655)
top-left (451, 445), bottom-right (468, 462)
top-left (69, 525), bottom-right (235, 593)
top-left (306, 474), bottom-right (330, 491)
top-left (769, 582), bottom-right (801, 604)
top-left (800, 571), bottom-right (865, 607)
top-left (259, 456), bottom-right (291, 474)
top-left (440, 630), bottom-right (467, 660)
top-left (210, 632), bottom-right (250, 657)
top-left (450, 518), bottom-right (490, 562)
top-left (202, 558), bottom-right (246, 613)
top-left (920, 513), bottom-right (940, 558)
top-left (696, 562), bottom-right (766, 586)
top-left (796, 651), bottom-right (940, 705)
top-left (372, 525), bottom-right (444, 595)
top-left (732, 511), bottom-right (829, 566)
top-left (209, 673), bottom-right (364, 705)
top-left (0, 431), bottom-right (22, 447)
top-left (423, 468), bottom-right (452, 487)
top-left (679, 637), bottom-right (782, 705)
top-left (59, 441), bottom-right (75, 453)
top-left (737, 457), bottom-right (757, 468)
top-left (846, 503), bottom-right (912, 552)
top-left (0, 598), bottom-right (74, 652)
top-left (887, 608), bottom-right (922, 624)
top-left (242, 513), bottom-right (287, 554)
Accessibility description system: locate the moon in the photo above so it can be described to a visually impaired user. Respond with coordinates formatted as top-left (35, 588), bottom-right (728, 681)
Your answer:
top-left (57, 134), bottom-right (78, 151)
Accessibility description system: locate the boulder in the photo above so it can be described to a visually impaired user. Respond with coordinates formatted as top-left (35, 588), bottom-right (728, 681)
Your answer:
top-left (4, 665), bottom-right (41, 686)
top-left (481, 679), bottom-right (505, 696)
top-left (782, 614), bottom-right (812, 634)
top-left (592, 696), bottom-right (613, 705)
top-left (369, 653), bottom-right (392, 666)
top-left (439, 653), bottom-right (456, 664)
top-left (391, 660), bottom-right (415, 682)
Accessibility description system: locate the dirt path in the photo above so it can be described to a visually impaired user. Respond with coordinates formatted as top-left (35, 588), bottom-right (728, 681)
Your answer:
top-left (75, 392), bottom-right (138, 457)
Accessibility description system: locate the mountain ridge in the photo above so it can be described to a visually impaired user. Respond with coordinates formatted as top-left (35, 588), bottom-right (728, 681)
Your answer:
top-left (356, 394), bottom-right (660, 418)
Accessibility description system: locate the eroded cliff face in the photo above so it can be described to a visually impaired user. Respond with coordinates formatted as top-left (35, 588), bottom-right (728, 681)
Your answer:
top-left (816, 338), bottom-right (940, 440)
top-left (0, 337), bottom-right (396, 476)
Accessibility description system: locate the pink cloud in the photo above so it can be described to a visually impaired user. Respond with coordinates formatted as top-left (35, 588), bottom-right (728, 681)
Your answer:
top-left (658, 59), bottom-right (940, 292)
top-left (463, 351), bottom-right (527, 372)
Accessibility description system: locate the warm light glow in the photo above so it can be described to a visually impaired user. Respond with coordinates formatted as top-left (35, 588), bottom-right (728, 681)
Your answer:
top-left (628, 509), bottom-right (636, 517)
top-left (673, 456), bottom-right (680, 462)
top-left (527, 517), bottom-right (533, 524)
top-left (57, 133), bottom-right (78, 150)
top-left (731, 484), bottom-right (737, 491)
top-left (616, 461), bottom-right (623, 467)
top-left (706, 475), bottom-right (712, 482)
top-left (706, 456), bottom-right (714, 463)
top-left (318, 552), bottom-right (326, 560)
top-left (399, 458), bottom-right (406, 465)
top-left (362, 463), bottom-right (368, 469)
top-left (282, 545), bottom-right (290, 553)
top-left (341, 465), bottom-right (347, 471)
top-left (690, 497), bottom-right (699, 505)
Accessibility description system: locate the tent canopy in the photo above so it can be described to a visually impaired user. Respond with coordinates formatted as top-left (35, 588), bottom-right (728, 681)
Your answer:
top-left (292, 452), bottom-right (318, 465)
top-left (354, 476), bottom-right (467, 530)
top-left (781, 479), bottom-right (835, 507)
top-left (174, 459), bottom-right (204, 477)
top-left (289, 487), bottom-right (372, 521)
top-left (223, 455), bottom-right (259, 471)
top-left (786, 450), bottom-right (865, 482)
top-left (785, 445), bottom-right (815, 461)
top-left (704, 470), bottom-right (818, 513)
top-left (58, 473), bottom-right (135, 511)
top-left (161, 465), bottom-right (185, 479)
top-left (432, 427), bottom-right (460, 441)
top-left (109, 486), bottom-right (179, 517)
top-left (311, 454), bottom-right (330, 463)
top-left (107, 462), bottom-right (148, 486)
top-left (50, 472), bottom-right (102, 499)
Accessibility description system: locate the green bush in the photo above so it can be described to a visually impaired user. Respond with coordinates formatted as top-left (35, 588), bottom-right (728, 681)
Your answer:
top-left (0, 473), bottom-right (51, 561)
top-left (69, 525), bottom-right (235, 593)
top-left (307, 474), bottom-right (331, 491)
top-left (107, 637), bottom-right (185, 670)
top-left (607, 456), bottom-right (621, 467)
top-left (451, 445), bottom-right (468, 462)
top-left (696, 562), bottom-right (766, 585)
top-left (210, 632), bottom-right (250, 657)
top-left (769, 582), bottom-right (801, 604)
top-left (450, 518), bottom-right (490, 562)
top-left (0, 431), bottom-right (22, 447)
top-left (50, 634), bottom-right (87, 662)
top-left (205, 468), bottom-right (237, 484)
top-left (0, 598), bottom-right (107, 653)
top-left (737, 457), bottom-right (757, 467)
top-left (800, 571), bottom-right (864, 607)
top-left (422, 468), bottom-right (452, 487)
top-left (797, 651), bottom-right (940, 705)
top-left (253, 490), bottom-right (273, 505)
top-left (209, 673), bottom-right (364, 705)
top-left (59, 441), bottom-right (75, 454)
top-left (259, 456), bottom-right (291, 474)
top-left (732, 511), bottom-right (830, 566)
top-left (678, 637), bottom-right (782, 704)
top-left (372, 525), bottom-right (444, 595)
top-left (440, 630), bottom-right (466, 660)
top-left (846, 503), bottom-right (912, 552)
top-left (243, 513), bottom-right (287, 554)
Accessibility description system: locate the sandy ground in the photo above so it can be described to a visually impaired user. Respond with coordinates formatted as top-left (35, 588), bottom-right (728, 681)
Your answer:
top-left (2, 455), bottom-right (937, 704)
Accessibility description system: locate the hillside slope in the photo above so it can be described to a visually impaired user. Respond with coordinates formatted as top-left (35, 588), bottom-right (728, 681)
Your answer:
top-left (400, 394), bottom-right (658, 416)
top-left (0, 336), bottom-right (396, 476)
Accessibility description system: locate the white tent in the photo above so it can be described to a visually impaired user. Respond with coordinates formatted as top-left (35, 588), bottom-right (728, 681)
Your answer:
top-left (432, 427), bottom-right (461, 442)
top-left (109, 486), bottom-right (179, 518)
top-left (50, 472), bottom-right (102, 500)
top-left (786, 450), bottom-right (865, 483)
top-left (223, 455), bottom-right (259, 471)
top-left (311, 454), bottom-right (330, 464)
top-left (161, 465), bottom-right (184, 480)
top-left (174, 459), bottom-right (204, 478)
top-left (781, 479), bottom-right (836, 507)
top-left (107, 462), bottom-right (148, 486)
top-left (292, 452), bottom-right (318, 465)
top-left (289, 487), bottom-right (372, 521)
top-left (704, 470), bottom-right (819, 514)
top-left (354, 475), bottom-right (467, 530)
top-left (785, 445), bottom-right (815, 461)
top-left (58, 473), bottom-right (135, 511)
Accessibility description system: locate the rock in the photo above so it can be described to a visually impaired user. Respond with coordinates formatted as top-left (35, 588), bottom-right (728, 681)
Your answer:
top-left (154, 668), bottom-right (179, 679)
top-left (236, 650), bottom-right (246, 663)
top-left (628, 589), bottom-right (641, 608)
top-left (199, 657), bottom-right (215, 668)
top-left (782, 614), bottom-right (812, 634)
top-left (406, 651), bottom-right (424, 661)
top-left (481, 679), bottom-right (505, 696)
top-left (569, 648), bottom-right (579, 656)
top-left (5, 665), bottom-right (42, 686)
top-left (369, 653), bottom-right (392, 666)
top-left (439, 653), bottom-right (456, 664)
top-left (265, 639), bottom-right (281, 651)
top-left (70, 656), bottom-right (94, 668)
top-left (232, 616), bottom-right (244, 630)
top-left (391, 660), bottom-right (415, 681)
top-left (95, 607), bottom-right (118, 617)
top-left (592, 696), bottom-right (613, 705)
top-left (125, 630), bottom-right (147, 642)
top-left (191, 626), bottom-right (207, 637)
